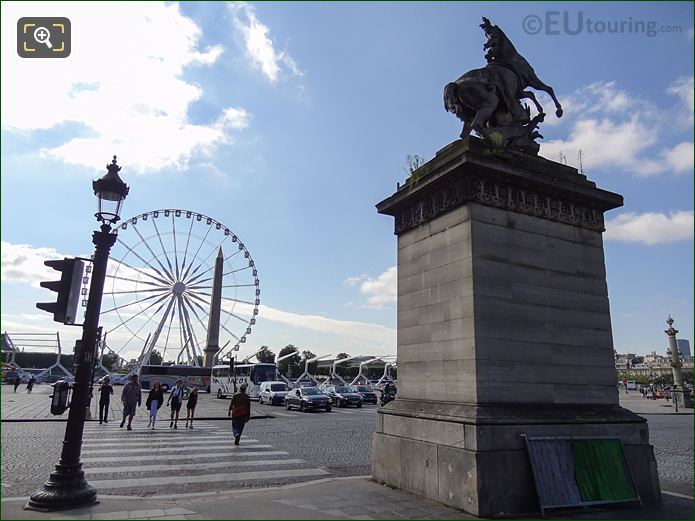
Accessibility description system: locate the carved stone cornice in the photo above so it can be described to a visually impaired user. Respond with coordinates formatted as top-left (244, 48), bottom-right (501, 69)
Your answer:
top-left (377, 138), bottom-right (623, 235)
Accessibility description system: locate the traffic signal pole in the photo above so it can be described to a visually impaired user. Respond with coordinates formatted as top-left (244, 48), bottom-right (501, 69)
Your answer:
top-left (26, 225), bottom-right (118, 511)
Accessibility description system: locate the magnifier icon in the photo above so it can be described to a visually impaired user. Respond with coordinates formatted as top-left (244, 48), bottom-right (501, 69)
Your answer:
top-left (33, 26), bottom-right (53, 49)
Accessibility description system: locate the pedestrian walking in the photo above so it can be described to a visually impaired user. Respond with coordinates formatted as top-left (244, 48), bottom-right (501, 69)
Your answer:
top-left (120, 374), bottom-right (141, 431)
top-left (98, 377), bottom-right (114, 424)
top-left (167, 379), bottom-right (185, 429)
top-left (146, 381), bottom-right (164, 429)
top-left (13, 376), bottom-right (21, 393)
top-left (26, 375), bottom-right (36, 394)
top-left (228, 382), bottom-right (251, 445)
top-left (185, 387), bottom-right (199, 429)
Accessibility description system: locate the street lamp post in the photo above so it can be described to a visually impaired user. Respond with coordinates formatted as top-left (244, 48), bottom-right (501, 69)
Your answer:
top-left (664, 315), bottom-right (693, 410)
top-left (26, 156), bottom-right (129, 511)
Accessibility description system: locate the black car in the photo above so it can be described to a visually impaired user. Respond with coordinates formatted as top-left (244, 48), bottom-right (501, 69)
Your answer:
top-left (285, 387), bottom-right (332, 412)
top-left (351, 385), bottom-right (378, 404)
top-left (322, 385), bottom-right (364, 407)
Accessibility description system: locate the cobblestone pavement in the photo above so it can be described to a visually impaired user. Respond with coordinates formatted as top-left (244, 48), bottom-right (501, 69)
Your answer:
top-left (1, 394), bottom-right (376, 498)
top-left (618, 393), bottom-right (694, 497)
top-left (2, 386), bottom-right (691, 501)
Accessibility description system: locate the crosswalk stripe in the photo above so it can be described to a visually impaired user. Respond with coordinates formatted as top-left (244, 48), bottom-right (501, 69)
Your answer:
top-left (82, 439), bottom-right (259, 448)
top-left (83, 458), bottom-right (306, 475)
top-left (82, 450), bottom-right (288, 463)
top-left (82, 444), bottom-right (272, 455)
top-left (82, 434), bottom-right (234, 443)
top-left (88, 468), bottom-right (329, 489)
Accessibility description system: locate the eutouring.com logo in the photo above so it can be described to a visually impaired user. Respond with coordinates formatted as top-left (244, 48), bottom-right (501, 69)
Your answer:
top-left (522, 12), bottom-right (683, 38)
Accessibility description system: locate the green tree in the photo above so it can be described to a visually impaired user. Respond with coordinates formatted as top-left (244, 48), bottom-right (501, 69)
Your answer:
top-left (278, 345), bottom-right (300, 377)
top-left (101, 352), bottom-right (120, 371)
top-left (301, 350), bottom-right (317, 374)
top-left (257, 345), bottom-right (275, 363)
top-left (336, 352), bottom-right (350, 360)
top-left (149, 350), bottom-right (163, 365)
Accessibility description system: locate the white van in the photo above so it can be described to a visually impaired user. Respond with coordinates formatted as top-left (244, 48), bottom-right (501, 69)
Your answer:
top-left (259, 381), bottom-right (290, 406)
top-left (626, 381), bottom-right (637, 390)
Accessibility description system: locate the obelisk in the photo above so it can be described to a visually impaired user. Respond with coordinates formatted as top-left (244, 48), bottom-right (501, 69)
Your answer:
top-left (203, 247), bottom-right (224, 367)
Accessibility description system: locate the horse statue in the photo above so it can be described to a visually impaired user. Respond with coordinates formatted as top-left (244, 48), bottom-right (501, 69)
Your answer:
top-left (444, 17), bottom-right (563, 155)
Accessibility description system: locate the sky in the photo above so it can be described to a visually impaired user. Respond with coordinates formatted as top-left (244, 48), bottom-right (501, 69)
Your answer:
top-left (1, 1), bottom-right (693, 364)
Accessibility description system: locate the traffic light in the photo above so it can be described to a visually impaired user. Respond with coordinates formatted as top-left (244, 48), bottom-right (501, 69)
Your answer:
top-left (36, 258), bottom-right (85, 325)
top-left (229, 357), bottom-right (235, 373)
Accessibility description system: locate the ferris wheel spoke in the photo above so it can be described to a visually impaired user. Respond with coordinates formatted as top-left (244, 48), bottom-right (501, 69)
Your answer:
top-left (179, 297), bottom-right (203, 363)
top-left (106, 272), bottom-right (166, 289)
top-left (185, 247), bottom-right (240, 287)
top-left (114, 241), bottom-right (173, 286)
top-left (195, 292), bottom-right (257, 307)
top-left (182, 293), bottom-right (209, 334)
top-left (220, 306), bottom-right (252, 324)
top-left (101, 290), bottom-right (172, 316)
top-left (130, 224), bottom-right (176, 283)
top-left (221, 323), bottom-right (240, 341)
top-left (104, 287), bottom-right (170, 296)
top-left (161, 301), bottom-right (178, 363)
top-left (109, 294), bottom-right (174, 353)
top-left (180, 216), bottom-right (195, 278)
top-left (172, 214), bottom-right (181, 280)
top-left (151, 216), bottom-right (177, 280)
top-left (180, 224), bottom-right (214, 282)
top-left (188, 283), bottom-right (257, 290)
top-left (183, 236), bottom-right (231, 286)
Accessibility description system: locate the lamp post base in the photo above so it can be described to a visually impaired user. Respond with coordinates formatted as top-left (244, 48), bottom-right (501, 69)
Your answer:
top-left (25, 463), bottom-right (98, 512)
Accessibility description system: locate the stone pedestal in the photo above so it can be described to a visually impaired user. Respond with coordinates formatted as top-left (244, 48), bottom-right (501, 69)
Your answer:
top-left (373, 138), bottom-right (661, 517)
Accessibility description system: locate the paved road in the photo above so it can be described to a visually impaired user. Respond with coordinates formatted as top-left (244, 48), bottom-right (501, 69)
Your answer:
top-left (1, 386), bottom-right (692, 500)
top-left (1, 393), bottom-right (376, 498)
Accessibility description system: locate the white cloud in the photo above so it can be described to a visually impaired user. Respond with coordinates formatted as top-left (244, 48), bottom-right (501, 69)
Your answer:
top-left (345, 267), bottom-right (397, 308)
top-left (667, 76), bottom-right (694, 118)
top-left (1, 2), bottom-right (245, 173)
top-left (541, 117), bottom-right (657, 175)
top-left (1, 242), bottom-right (71, 287)
top-left (661, 142), bottom-right (694, 173)
top-left (605, 211), bottom-right (694, 245)
top-left (229, 2), bottom-right (302, 83)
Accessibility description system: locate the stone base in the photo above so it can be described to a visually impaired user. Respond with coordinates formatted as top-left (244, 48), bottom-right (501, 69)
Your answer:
top-left (372, 399), bottom-right (661, 518)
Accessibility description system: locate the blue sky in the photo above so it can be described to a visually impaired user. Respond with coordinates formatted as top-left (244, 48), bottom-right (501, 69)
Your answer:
top-left (1, 1), bottom-right (693, 363)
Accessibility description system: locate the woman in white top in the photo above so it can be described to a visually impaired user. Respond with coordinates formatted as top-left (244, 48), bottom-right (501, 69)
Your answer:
top-left (166, 379), bottom-right (185, 429)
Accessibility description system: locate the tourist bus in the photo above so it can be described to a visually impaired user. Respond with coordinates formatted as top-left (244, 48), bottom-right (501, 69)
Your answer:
top-left (139, 364), bottom-right (211, 393)
top-left (211, 362), bottom-right (279, 399)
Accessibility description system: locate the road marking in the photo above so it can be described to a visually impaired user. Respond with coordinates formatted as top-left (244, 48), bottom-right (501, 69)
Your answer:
top-left (82, 439), bottom-right (259, 448)
top-left (82, 434), bottom-right (235, 443)
top-left (662, 490), bottom-right (694, 500)
top-left (82, 450), bottom-right (289, 463)
top-left (83, 458), bottom-right (306, 474)
top-left (88, 468), bottom-right (329, 489)
top-left (82, 444), bottom-right (272, 455)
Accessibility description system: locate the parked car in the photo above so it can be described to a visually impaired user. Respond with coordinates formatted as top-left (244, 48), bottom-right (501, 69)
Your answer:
top-left (351, 384), bottom-right (378, 404)
top-left (259, 381), bottom-right (290, 405)
top-left (285, 387), bottom-right (332, 412)
top-left (321, 385), bottom-right (363, 408)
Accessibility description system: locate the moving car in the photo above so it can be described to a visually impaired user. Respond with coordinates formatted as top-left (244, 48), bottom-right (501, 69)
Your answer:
top-left (285, 387), bottom-right (332, 412)
top-left (351, 384), bottom-right (378, 404)
top-left (321, 385), bottom-right (363, 407)
top-left (259, 381), bottom-right (290, 405)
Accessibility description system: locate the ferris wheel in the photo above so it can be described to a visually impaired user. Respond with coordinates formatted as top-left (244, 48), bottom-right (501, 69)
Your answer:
top-left (99, 209), bottom-right (260, 366)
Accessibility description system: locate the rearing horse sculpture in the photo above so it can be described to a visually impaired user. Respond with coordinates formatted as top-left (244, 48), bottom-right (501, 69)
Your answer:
top-left (444, 17), bottom-right (563, 155)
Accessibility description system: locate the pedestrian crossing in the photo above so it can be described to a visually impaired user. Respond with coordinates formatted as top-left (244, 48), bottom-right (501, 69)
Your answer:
top-left (78, 421), bottom-right (329, 496)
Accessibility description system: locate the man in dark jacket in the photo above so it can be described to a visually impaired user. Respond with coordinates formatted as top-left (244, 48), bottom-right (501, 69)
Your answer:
top-left (228, 382), bottom-right (251, 445)
top-left (98, 377), bottom-right (114, 424)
